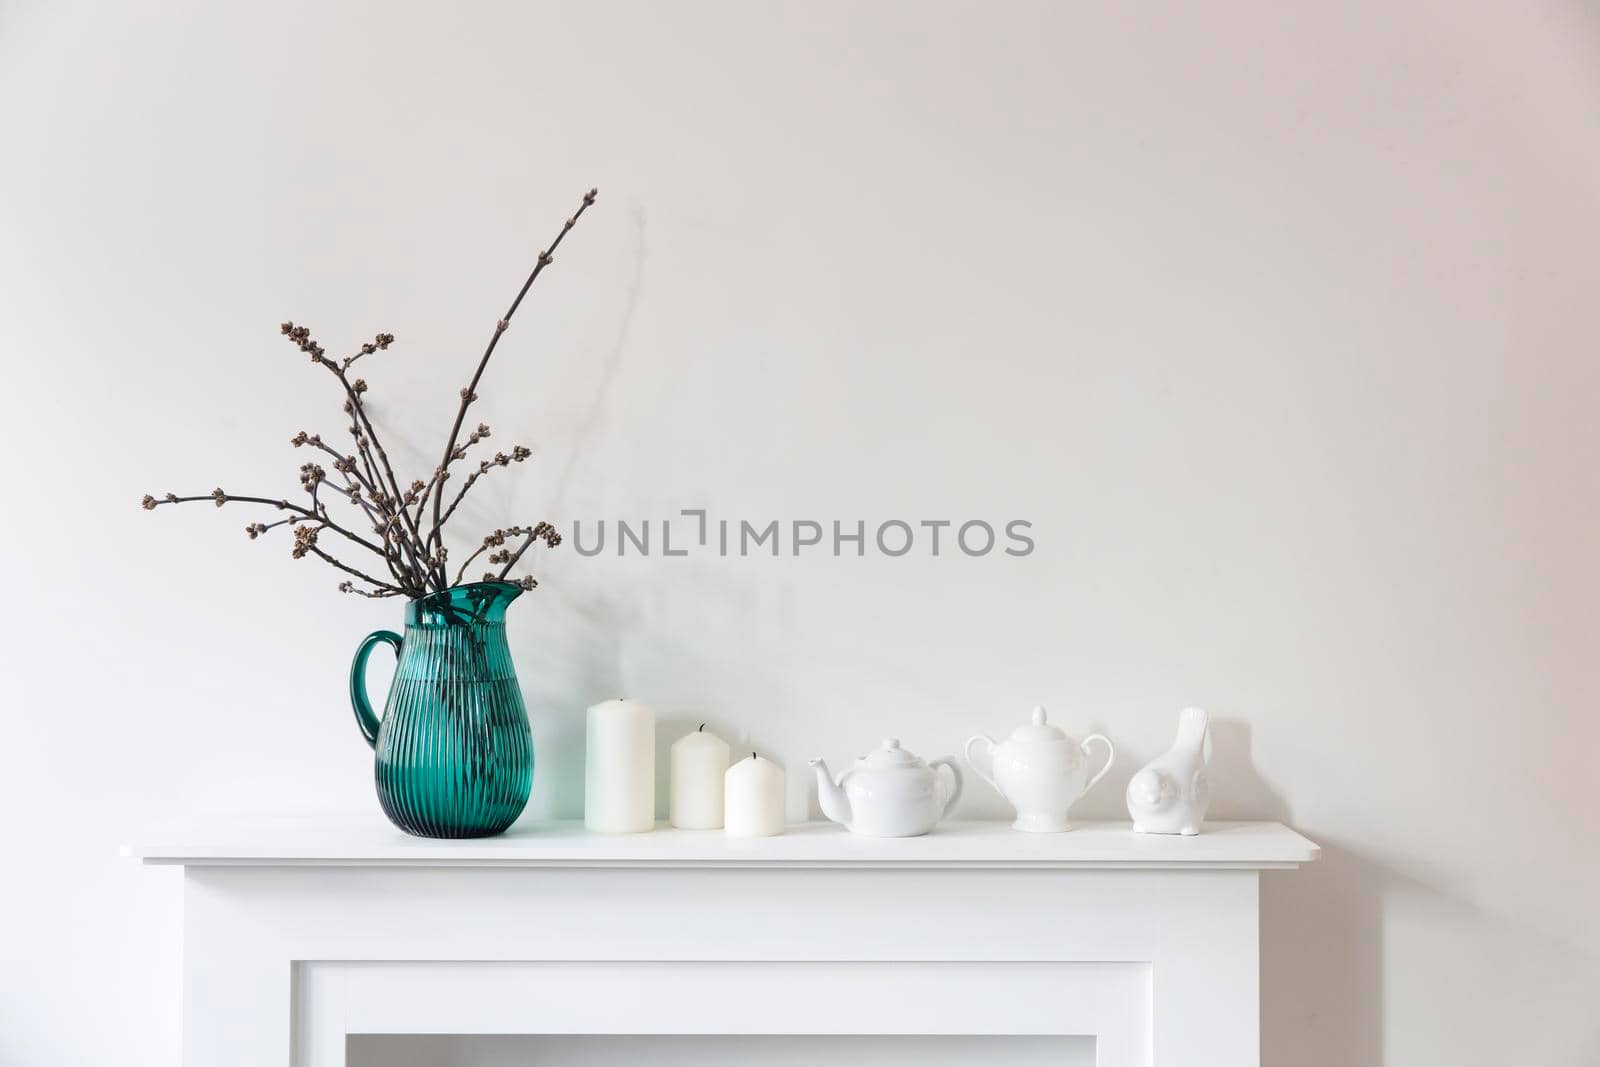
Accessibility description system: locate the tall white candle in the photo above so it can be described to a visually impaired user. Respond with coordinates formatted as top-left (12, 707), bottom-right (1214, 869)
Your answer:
top-left (670, 724), bottom-right (731, 829)
top-left (584, 699), bottom-right (655, 834)
top-left (724, 752), bottom-right (785, 837)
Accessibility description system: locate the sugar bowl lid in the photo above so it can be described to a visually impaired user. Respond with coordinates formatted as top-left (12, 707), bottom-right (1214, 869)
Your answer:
top-left (1009, 705), bottom-right (1069, 744)
top-left (859, 737), bottom-right (926, 768)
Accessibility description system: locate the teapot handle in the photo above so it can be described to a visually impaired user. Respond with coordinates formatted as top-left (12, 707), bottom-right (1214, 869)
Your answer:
top-left (1081, 733), bottom-right (1115, 793)
top-left (929, 756), bottom-right (964, 818)
top-left (963, 736), bottom-right (1000, 795)
top-left (349, 629), bottom-right (402, 749)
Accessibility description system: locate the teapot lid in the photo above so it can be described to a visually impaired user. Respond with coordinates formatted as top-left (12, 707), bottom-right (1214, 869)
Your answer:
top-left (858, 737), bottom-right (926, 768)
top-left (1009, 705), bottom-right (1070, 744)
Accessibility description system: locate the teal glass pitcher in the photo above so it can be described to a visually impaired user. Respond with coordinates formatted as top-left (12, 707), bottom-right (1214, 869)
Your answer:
top-left (349, 581), bottom-right (534, 838)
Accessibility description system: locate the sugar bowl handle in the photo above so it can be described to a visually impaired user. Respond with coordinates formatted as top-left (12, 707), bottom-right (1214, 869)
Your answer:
top-left (1081, 733), bottom-right (1115, 793)
top-left (963, 735), bottom-right (1000, 795)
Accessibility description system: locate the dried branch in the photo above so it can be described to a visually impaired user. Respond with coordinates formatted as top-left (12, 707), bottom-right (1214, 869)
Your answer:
top-left (341, 412), bottom-right (386, 514)
top-left (451, 521), bottom-right (556, 587)
top-left (143, 491), bottom-right (394, 564)
top-left (436, 445), bottom-right (531, 534)
top-left (327, 370), bottom-right (430, 579)
top-left (407, 423), bottom-right (491, 532)
top-left (305, 451), bottom-right (412, 590)
top-left (305, 540), bottom-right (406, 595)
top-left (341, 333), bottom-right (394, 373)
top-left (450, 533), bottom-right (497, 587)
top-left (280, 322), bottom-right (435, 590)
top-left (296, 431), bottom-right (383, 506)
top-left (144, 189), bottom-right (594, 601)
top-left (425, 188), bottom-right (597, 584)
top-left (338, 580), bottom-right (402, 598)
top-left (244, 518), bottom-right (292, 539)
top-left (496, 521), bottom-right (562, 579)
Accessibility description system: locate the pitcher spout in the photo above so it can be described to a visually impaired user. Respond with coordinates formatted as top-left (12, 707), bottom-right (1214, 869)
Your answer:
top-left (810, 759), bottom-right (852, 827)
top-left (410, 579), bottom-right (523, 627)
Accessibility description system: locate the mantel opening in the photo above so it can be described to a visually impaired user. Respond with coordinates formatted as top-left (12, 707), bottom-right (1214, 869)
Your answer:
top-left (349, 1034), bottom-right (1097, 1067)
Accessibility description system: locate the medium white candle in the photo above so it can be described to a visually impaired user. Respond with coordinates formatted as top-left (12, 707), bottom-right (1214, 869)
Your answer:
top-left (670, 724), bottom-right (731, 829)
top-left (724, 751), bottom-right (785, 837)
top-left (584, 699), bottom-right (656, 834)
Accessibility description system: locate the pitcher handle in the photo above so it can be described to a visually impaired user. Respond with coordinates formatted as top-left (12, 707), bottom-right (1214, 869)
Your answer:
top-left (963, 735), bottom-right (1000, 795)
top-left (1082, 733), bottom-right (1115, 793)
top-left (349, 629), bottom-right (402, 749)
top-left (929, 756), bottom-right (964, 818)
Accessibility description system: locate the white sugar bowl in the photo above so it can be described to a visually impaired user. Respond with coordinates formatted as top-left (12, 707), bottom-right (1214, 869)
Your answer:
top-left (965, 706), bottom-right (1114, 833)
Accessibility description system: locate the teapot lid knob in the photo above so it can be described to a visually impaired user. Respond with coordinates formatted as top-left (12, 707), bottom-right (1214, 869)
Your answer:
top-left (882, 737), bottom-right (901, 750)
top-left (1031, 705), bottom-right (1047, 725)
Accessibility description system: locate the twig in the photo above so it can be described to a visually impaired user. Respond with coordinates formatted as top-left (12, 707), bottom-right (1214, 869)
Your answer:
top-left (306, 542), bottom-right (406, 594)
top-left (338, 580), bottom-right (403, 598)
top-left (425, 189), bottom-right (597, 584)
top-left (325, 366), bottom-right (432, 584)
top-left (407, 423), bottom-right (491, 533)
top-left (436, 446), bottom-right (530, 534)
top-left (496, 521), bottom-right (562, 579)
top-left (144, 492), bottom-right (392, 562)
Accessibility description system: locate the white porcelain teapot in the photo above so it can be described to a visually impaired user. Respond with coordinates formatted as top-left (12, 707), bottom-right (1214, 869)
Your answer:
top-left (965, 706), bottom-right (1114, 833)
top-left (810, 738), bottom-right (963, 838)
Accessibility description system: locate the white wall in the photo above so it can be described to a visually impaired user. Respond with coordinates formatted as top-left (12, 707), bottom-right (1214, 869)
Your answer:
top-left (2, 1), bottom-right (1598, 1062)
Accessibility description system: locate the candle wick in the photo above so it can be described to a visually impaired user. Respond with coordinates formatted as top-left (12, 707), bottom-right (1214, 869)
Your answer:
top-left (752, 751), bottom-right (757, 760)
top-left (699, 723), bottom-right (706, 732)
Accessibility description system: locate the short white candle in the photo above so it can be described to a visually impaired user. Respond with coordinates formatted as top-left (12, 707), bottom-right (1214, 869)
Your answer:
top-left (670, 724), bottom-right (731, 829)
top-left (724, 752), bottom-right (785, 837)
top-left (584, 699), bottom-right (656, 834)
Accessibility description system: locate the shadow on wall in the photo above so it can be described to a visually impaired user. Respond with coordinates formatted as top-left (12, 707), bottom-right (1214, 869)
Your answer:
top-left (1061, 717), bottom-right (1384, 1064)
top-left (1073, 717), bottom-right (1292, 824)
top-left (502, 203), bottom-right (648, 820)
top-left (1199, 719), bottom-right (1384, 1066)
top-left (507, 311), bottom-right (1393, 1066)
top-left (1261, 836), bottom-right (1384, 1065)
top-left (514, 583), bottom-right (628, 820)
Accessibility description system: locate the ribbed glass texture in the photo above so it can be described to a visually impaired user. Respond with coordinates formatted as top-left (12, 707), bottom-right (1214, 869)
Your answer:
top-left (349, 581), bottom-right (533, 838)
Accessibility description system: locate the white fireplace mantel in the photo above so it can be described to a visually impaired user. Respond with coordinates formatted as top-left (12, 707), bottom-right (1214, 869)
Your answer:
top-left (136, 815), bottom-right (1316, 1066)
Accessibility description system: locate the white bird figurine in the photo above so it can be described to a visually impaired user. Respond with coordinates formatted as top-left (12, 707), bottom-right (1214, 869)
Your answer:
top-left (1126, 707), bottom-right (1211, 836)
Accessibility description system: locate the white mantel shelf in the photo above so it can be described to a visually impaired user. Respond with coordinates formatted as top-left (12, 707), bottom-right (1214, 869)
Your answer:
top-left (148, 813), bottom-right (1318, 1066)
top-left (134, 814), bottom-right (1317, 870)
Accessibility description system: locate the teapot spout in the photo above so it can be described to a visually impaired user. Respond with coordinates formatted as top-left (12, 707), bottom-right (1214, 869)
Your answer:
top-left (809, 759), bottom-right (852, 827)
